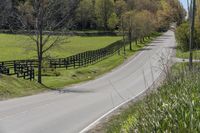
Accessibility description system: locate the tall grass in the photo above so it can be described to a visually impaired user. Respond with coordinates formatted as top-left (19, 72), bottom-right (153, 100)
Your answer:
top-left (106, 63), bottom-right (200, 133)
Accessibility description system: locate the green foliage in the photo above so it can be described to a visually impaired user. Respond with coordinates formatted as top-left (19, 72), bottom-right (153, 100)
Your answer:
top-left (108, 13), bottom-right (119, 30)
top-left (176, 22), bottom-right (190, 51)
top-left (75, 0), bottom-right (94, 29)
top-left (121, 10), bottom-right (156, 47)
top-left (95, 0), bottom-right (115, 30)
top-left (114, 0), bottom-right (127, 18)
top-left (176, 22), bottom-right (200, 52)
top-left (0, 0), bottom-right (186, 31)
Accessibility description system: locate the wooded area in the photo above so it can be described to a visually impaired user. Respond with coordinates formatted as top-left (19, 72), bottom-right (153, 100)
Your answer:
top-left (0, 0), bottom-right (185, 31)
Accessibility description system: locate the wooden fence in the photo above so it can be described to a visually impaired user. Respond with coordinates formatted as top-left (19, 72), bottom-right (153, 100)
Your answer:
top-left (15, 63), bottom-right (35, 80)
top-left (49, 40), bottom-right (124, 69)
top-left (0, 60), bottom-right (37, 80)
top-left (0, 39), bottom-right (126, 80)
top-left (0, 64), bottom-right (10, 75)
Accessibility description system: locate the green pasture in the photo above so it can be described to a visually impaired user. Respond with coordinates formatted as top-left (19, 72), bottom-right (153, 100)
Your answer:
top-left (0, 34), bottom-right (121, 61)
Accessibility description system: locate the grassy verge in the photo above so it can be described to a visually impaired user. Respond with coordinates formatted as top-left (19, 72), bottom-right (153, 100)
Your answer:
top-left (0, 75), bottom-right (45, 100)
top-left (103, 63), bottom-right (200, 133)
top-left (176, 49), bottom-right (200, 60)
top-left (0, 33), bottom-right (160, 99)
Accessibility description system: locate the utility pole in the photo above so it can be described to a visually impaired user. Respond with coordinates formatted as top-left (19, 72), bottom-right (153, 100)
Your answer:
top-left (189, 0), bottom-right (196, 70)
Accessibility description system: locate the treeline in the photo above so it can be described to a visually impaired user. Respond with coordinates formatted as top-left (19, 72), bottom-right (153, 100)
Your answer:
top-left (0, 0), bottom-right (185, 32)
top-left (74, 0), bottom-right (185, 31)
top-left (0, 0), bottom-right (79, 30)
top-left (176, 0), bottom-right (200, 51)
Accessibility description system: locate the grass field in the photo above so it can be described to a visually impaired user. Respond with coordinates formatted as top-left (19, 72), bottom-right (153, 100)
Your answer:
top-left (0, 34), bottom-right (121, 61)
top-left (103, 63), bottom-right (200, 133)
top-left (176, 49), bottom-right (200, 59)
top-left (0, 33), bottom-right (160, 99)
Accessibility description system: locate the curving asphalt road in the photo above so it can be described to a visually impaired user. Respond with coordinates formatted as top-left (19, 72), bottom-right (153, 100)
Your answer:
top-left (0, 31), bottom-right (176, 133)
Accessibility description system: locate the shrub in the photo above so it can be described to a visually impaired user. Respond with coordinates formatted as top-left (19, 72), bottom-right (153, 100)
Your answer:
top-left (175, 22), bottom-right (190, 51)
top-left (175, 22), bottom-right (200, 51)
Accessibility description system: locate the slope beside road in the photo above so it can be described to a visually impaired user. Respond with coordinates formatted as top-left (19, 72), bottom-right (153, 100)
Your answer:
top-left (0, 31), bottom-right (176, 133)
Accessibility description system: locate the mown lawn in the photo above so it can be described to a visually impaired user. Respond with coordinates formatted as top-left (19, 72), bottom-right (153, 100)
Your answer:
top-left (103, 63), bottom-right (200, 133)
top-left (0, 34), bottom-right (121, 61)
top-left (176, 49), bottom-right (200, 59)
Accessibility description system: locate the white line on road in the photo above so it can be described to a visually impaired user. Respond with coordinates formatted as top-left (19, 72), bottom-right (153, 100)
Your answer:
top-left (80, 71), bottom-right (162, 133)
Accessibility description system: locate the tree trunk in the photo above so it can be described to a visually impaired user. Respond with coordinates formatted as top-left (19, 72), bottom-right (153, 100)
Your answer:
top-left (129, 31), bottom-right (132, 50)
top-left (123, 32), bottom-right (126, 55)
top-left (38, 8), bottom-right (43, 84)
top-left (121, 17), bottom-right (126, 56)
top-left (38, 54), bottom-right (42, 84)
top-left (38, 32), bottom-right (43, 84)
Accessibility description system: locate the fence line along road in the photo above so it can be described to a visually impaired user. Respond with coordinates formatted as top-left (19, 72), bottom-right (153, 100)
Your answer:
top-left (0, 39), bottom-right (127, 80)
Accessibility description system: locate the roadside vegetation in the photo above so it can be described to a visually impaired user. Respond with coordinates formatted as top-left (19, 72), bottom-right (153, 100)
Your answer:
top-left (103, 63), bottom-right (200, 133)
top-left (0, 75), bottom-right (45, 100)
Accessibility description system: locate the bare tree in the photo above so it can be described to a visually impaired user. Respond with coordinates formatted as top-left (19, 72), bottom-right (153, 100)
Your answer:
top-left (12, 0), bottom-right (80, 84)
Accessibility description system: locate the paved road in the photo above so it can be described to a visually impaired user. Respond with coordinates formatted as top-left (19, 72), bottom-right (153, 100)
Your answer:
top-left (0, 31), bottom-right (176, 133)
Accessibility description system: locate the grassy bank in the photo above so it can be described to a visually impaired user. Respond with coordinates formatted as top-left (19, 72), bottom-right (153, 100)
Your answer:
top-left (0, 33), bottom-right (160, 99)
top-left (0, 75), bottom-right (45, 100)
top-left (103, 63), bottom-right (200, 133)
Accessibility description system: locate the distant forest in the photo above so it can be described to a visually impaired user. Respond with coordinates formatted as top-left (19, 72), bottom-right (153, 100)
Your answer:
top-left (0, 0), bottom-right (185, 31)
